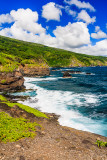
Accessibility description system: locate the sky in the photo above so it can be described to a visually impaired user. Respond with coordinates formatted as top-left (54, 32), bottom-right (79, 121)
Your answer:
top-left (0, 0), bottom-right (107, 56)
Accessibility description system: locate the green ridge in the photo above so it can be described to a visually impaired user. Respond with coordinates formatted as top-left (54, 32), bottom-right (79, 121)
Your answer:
top-left (0, 35), bottom-right (107, 72)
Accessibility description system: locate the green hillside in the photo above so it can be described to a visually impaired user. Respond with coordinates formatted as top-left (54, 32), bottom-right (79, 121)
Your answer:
top-left (0, 35), bottom-right (107, 72)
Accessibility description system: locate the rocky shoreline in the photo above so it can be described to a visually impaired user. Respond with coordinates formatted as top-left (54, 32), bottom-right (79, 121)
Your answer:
top-left (0, 67), bottom-right (107, 160)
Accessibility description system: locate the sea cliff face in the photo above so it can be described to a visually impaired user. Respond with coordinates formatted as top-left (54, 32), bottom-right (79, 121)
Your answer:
top-left (0, 71), bottom-right (24, 91)
top-left (0, 66), bottom-right (50, 91)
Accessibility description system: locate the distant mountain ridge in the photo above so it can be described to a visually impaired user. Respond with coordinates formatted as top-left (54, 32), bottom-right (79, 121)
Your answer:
top-left (0, 35), bottom-right (107, 73)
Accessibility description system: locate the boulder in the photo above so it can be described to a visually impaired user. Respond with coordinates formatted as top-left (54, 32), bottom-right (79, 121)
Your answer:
top-left (63, 71), bottom-right (72, 78)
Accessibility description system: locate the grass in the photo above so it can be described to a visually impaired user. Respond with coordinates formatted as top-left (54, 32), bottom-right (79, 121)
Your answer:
top-left (0, 112), bottom-right (39, 142)
top-left (0, 95), bottom-right (7, 102)
top-left (5, 102), bottom-right (48, 118)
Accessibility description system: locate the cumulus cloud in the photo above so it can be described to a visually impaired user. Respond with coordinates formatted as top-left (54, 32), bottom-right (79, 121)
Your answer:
top-left (91, 26), bottom-right (107, 39)
top-left (72, 39), bottom-right (107, 56)
top-left (10, 8), bottom-right (45, 34)
top-left (0, 8), bottom-right (46, 42)
top-left (42, 2), bottom-right (62, 21)
top-left (11, 8), bottom-right (38, 22)
top-left (91, 31), bottom-right (107, 39)
top-left (77, 10), bottom-right (96, 24)
top-left (64, 0), bottom-right (95, 12)
top-left (53, 22), bottom-right (90, 48)
top-left (65, 6), bottom-right (77, 17)
top-left (0, 14), bottom-right (14, 25)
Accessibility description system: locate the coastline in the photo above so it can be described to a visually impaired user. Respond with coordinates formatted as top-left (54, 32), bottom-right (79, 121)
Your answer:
top-left (0, 66), bottom-right (107, 159)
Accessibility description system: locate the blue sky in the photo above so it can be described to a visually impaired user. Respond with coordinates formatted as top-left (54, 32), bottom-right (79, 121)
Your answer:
top-left (0, 0), bottom-right (107, 56)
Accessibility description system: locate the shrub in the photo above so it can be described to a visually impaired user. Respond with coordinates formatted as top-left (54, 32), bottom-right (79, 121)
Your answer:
top-left (96, 140), bottom-right (107, 147)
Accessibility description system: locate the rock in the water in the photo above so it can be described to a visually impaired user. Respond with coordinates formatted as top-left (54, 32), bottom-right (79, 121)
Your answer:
top-left (63, 71), bottom-right (72, 78)
top-left (86, 72), bottom-right (91, 75)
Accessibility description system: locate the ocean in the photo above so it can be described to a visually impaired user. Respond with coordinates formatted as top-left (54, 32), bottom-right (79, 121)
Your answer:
top-left (13, 66), bottom-right (107, 137)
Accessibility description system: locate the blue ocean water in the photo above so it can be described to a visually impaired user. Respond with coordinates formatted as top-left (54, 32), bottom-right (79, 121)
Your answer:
top-left (13, 66), bottom-right (107, 137)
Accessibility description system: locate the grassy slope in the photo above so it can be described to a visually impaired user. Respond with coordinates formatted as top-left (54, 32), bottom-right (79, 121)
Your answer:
top-left (0, 95), bottom-right (48, 142)
top-left (0, 35), bottom-right (107, 72)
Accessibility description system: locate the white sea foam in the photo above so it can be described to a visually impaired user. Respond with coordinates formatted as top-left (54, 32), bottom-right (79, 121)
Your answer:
top-left (16, 77), bottom-right (105, 135)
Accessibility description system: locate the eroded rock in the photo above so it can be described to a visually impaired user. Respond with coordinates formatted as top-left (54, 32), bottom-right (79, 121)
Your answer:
top-left (19, 65), bottom-right (50, 77)
top-left (0, 71), bottom-right (24, 91)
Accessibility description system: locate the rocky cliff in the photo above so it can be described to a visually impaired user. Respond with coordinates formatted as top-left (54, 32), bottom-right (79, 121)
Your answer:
top-left (0, 71), bottom-right (24, 91)
top-left (0, 66), bottom-right (50, 91)
top-left (19, 65), bottom-right (50, 77)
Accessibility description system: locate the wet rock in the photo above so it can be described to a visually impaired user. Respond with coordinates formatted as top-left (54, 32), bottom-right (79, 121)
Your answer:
top-left (86, 72), bottom-right (91, 75)
top-left (63, 71), bottom-right (72, 78)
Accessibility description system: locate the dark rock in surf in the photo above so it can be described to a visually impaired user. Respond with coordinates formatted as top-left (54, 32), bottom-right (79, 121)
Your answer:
top-left (63, 71), bottom-right (72, 78)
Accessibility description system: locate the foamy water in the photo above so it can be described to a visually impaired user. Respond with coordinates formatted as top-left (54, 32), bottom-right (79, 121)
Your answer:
top-left (11, 67), bottom-right (107, 136)
top-left (14, 74), bottom-right (106, 137)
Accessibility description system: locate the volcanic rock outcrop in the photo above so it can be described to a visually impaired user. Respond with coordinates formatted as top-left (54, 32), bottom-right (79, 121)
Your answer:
top-left (0, 71), bottom-right (24, 91)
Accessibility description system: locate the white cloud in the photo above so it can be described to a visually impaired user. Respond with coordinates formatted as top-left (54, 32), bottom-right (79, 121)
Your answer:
top-left (64, 0), bottom-right (95, 12)
top-left (0, 14), bottom-right (13, 25)
top-left (65, 6), bottom-right (77, 17)
top-left (11, 8), bottom-right (38, 22)
top-left (42, 2), bottom-right (62, 21)
top-left (10, 8), bottom-right (45, 34)
top-left (95, 26), bottom-right (100, 32)
top-left (53, 22), bottom-right (90, 48)
top-left (72, 39), bottom-right (107, 56)
top-left (91, 31), bottom-right (107, 39)
top-left (77, 10), bottom-right (96, 24)
top-left (91, 26), bottom-right (107, 39)
top-left (0, 8), bottom-right (46, 42)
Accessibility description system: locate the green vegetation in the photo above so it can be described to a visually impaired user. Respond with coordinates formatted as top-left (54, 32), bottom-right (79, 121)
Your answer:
top-left (5, 102), bottom-right (48, 118)
top-left (0, 95), bottom-right (48, 142)
top-left (0, 79), bottom-right (6, 84)
top-left (96, 140), bottom-right (107, 147)
top-left (0, 95), bottom-right (7, 102)
top-left (0, 35), bottom-right (107, 72)
top-left (0, 112), bottom-right (38, 142)
top-left (0, 95), bottom-right (48, 118)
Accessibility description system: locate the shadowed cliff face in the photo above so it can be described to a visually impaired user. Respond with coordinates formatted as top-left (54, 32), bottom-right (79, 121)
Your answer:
top-left (0, 71), bottom-right (24, 91)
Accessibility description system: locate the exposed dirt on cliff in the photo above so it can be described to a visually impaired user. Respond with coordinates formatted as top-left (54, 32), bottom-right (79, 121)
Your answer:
top-left (0, 104), bottom-right (107, 160)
